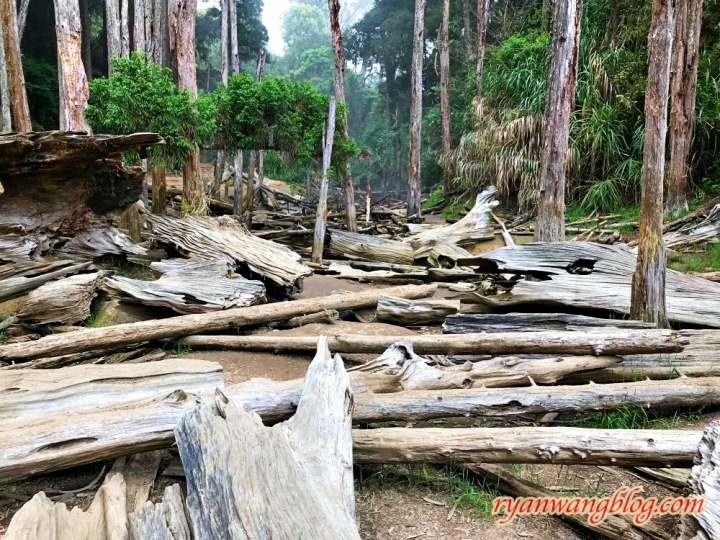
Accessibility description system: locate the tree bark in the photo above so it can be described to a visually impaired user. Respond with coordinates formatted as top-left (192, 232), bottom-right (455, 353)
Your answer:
top-left (18, 272), bottom-right (102, 325)
top-left (220, 0), bottom-right (228, 85)
top-left (440, 0), bottom-right (452, 195)
top-left (534, 0), bottom-right (582, 242)
top-left (0, 284), bottom-right (436, 361)
top-left (120, 0), bottom-right (129, 57)
top-left (151, 162), bottom-right (167, 215)
top-left (228, 0), bottom-right (238, 75)
top-left (168, 0), bottom-right (202, 213)
top-left (178, 328), bottom-right (684, 356)
top-left (80, 0), bottom-right (92, 80)
top-left (407, 0), bottom-right (425, 218)
top-left (233, 150), bottom-right (243, 215)
top-left (133, 0), bottom-right (145, 52)
top-left (462, 0), bottom-right (474, 60)
top-left (242, 150), bottom-right (256, 225)
top-left (0, 19), bottom-right (11, 133)
top-left (149, 0), bottom-right (167, 67)
top-left (17, 0), bottom-right (30, 40)
top-left (213, 151), bottom-right (225, 196)
top-left (680, 420), bottom-right (720, 539)
top-left (106, 0), bottom-right (121, 71)
top-left (666, 0), bottom-right (702, 216)
top-left (631, 0), bottom-right (674, 326)
top-left (54, 0), bottom-right (92, 132)
top-left (476, 0), bottom-right (490, 98)
top-left (0, 0), bottom-right (30, 131)
top-left (376, 295), bottom-right (459, 325)
top-left (312, 99), bottom-right (337, 264)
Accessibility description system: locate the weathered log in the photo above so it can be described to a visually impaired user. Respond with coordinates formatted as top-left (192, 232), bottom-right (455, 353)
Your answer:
top-left (0, 346), bottom-right (164, 370)
top-left (443, 312), bottom-right (654, 334)
top-left (636, 467), bottom-right (690, 488)
top-left (105, 259), bottom-right (266, 314)
top-left (178, 329), bottom-right (685, 356)
top-left (269, 309), bottom-right (339, 329)
top-left (413, 239), bottom-right (476, 269)
top-left (471, 464), bottom-right (666, 540)
top-left (665, 204), bottom-right (720, 250)
top-left (147, 214), bottom-right (311, 296)
top-left (0, 284), bottom-right (437, 361)
top-left (354, 427), bottom-right (701, 467)
top-left (325, 261), bottom-right (427, 284)
top-left (0, 262), bottom-right (92, 303)
top-left (680, 420), bottom-right (720, 539)
top-left (690, 271), bottom-right (720, 282)
top-left (18, 271), bottom-right (103, 324)
top-left (175, 337), bottom-right (360, 539)
top-left (129, 484), bottom-right (192, 540)
top-left (458, 242), bottom-right (720, 327)
top-left (329, 229), bottom-right (415, 265)
top-left (376, 295), bottom-right (460, 325)
top-left (0, 359), bottom-right (224, 421)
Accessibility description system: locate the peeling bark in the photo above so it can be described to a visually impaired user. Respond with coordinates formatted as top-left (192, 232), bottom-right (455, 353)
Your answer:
top-left (312, 98), bottom-right (336, 264)
top-left (407, 0), bottom-right (426, 218)
top-left (0, 19), bottom-right (11, 133)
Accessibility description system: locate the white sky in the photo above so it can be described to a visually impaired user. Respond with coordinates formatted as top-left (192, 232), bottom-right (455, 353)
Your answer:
top-left (262, 0), bottom-right (292, 55)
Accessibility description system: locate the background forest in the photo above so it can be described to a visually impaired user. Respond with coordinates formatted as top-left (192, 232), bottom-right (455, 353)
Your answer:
top-left (18, 0), bottom-right (720, 215)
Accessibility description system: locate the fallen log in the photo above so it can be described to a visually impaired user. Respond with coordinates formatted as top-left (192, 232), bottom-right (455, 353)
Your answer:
top-left (689, 271), bottom-right (720, 282)
top-left (680, 420), bottom-right (720, 540)
top-left (376, 295), bottom-right (460, 326)
top-left (470, 464), bottom-right (666, 540)
top-left (458, 242), bottom-right (720, 327)
top-left (268, 309), bottom-right (339, 329)
top-left (105, 259), bottom-right (267, 314)
top-left (636, 467), bottom-right (690, 488)
top-left (18, 271), bottom-right (103, 325)
top-left (178, 329), bottom-right (685, 356)
top-left (0, 284), bottom-right (437, 361)
top-left (0, 262), bottom-right (92, 303)
top-left (665, 204), bottom-right (720, 250)
top-left (175, 337), bottom-right (360, 539)
top-left (443, 313), bottom-right (655, 334)
top-left (0, 359), bottom-right (224, 421)
top-left (353, 427), bottom-right (701, 467)
top-left (329, 229), bottom-right (415, 265)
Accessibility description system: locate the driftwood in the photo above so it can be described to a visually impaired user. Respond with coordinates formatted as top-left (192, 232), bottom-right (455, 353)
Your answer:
top-left (59, 226), bottom-right (148, 260)
top-left (105, 259), bottom-right (266, 314)
top-left (18, 271), bottom-right (102, 324)
top-left (354, 426), bottom-right (701, 467)
top-left (129, 484), bottom-right (192, 540)
top-left (459, 242), bottom-right (720, 327)
top-left (1, 346), bottom-right (166, 370)
top-left (0, 284), bottom-right (437, 361)
top-left (376, 295), bottom-right (460, 325)
top-left (471, 464), bottom-right (668, 540)
top-left (636, 467), bottom-right (690, 488)
top-left (175, 337), bottom-right (360, 539)
top-left (665, 204), bottom-right (720, 249)
top-left (147, 214), bottom-right (312, 296)
top-left (178, 329), bottom-right (685, 356)
top-left (268, 309), bottom-right (339, 329)
top-left (443, 312), bottom-right (654, 334)
top-left (0, 261), bottom-right (92, 303)
top-left (412, 239), bottom-right (475, 269)
top-left (680, 420), bottom-right (720, 540)
top-left (690, 271), bottom-right (720, 282)
top-left (328, 228), bottom-right (415, 265)
top-left (324, 261), bottom-right (427, 284)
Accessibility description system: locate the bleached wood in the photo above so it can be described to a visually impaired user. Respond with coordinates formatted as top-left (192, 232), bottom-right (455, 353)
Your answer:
top-left (175, 336), bottom-right (360, 539)
top-left (680, 420), bottom-right (720, 539)
top-left (329, 229), bottom-right (415, 265)
top-left (105, 259), bottom-right (266, 314)
top-left (129, 484), bottom-right (192, 540)
top-left (19, 271), bottom-right (102, 324)
top-left (0, 262), bottom-right (92, 303)
top-left (112, 451), bottom-right (162, 514)
top-left (636, 467), bottom-right (690, 488)
top-left (376, 295), bottom-right (460, 325)
top-left (178, 329), bottom-right (684, 355)
top-left (443, 312), bottom-right (654, 334)
top-left (0, 283), bottom-right (436, 363)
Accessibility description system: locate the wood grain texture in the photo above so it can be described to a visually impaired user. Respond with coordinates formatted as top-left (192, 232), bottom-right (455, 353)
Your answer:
top-left (19, 271), bottom-right (102, 324)
top-left (329, 229), bottom-right (415, 265)
top-left (443, 312), bottom-right (654, 334)
top-left (175, 336), bottom-right (360, 539)
top-left (129, 484), bottom-right (192, 540)
top-left (680, 420), bottom-right (720, 539)
top-left (376, 295), bottom-right (460, 326)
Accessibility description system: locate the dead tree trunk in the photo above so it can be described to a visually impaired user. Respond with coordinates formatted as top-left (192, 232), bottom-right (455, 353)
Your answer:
top-left (168, 0), bottom-right (202, 213)
top-left (54, 0), bottom-right (92, 132)
top-left (312, 98), bottom-right (337, 264)
top-left (132, 0), bottom-right (145, 52)
top-left (233, 151), bottom-right (243, 216)
top-left (666, 0), bottom-right (702, 216)
top-left (407, 0), bottom-right (425, 218)
top-left (462, 0), bottom-right (474, 60)
top-left (151, 158), bottom-right (167, 215)
top-left (220, 0), bottom-right (228, 84)
top-left (17, 0), bottom-right (30, 39)
top-left (0, 20), bottom-right (11, 133)
top-left (631, 0), bottom-right (674, 326)
top-left (440, 0), bottom-right (452, 195)
top-left (534, 0), bottom-right (582, 242)
top-left (120, 0), bottom-right (129, 57)
top-left (242, 150), bottom-right (256, 225)
top-left (680, 420), bottom-right (720, 539)
top-left (149, 0), bottom-right (167, 67)
top-left (229, 0), bottom-right (238, 75)
top-left (476, 0), bottom-right (490, 98)
top-left (106, 0), bottom-right (121, 70)
top-left (329, 0), bottom-right (358, 233)
top-left (0, 0), bottom-right (30, 131)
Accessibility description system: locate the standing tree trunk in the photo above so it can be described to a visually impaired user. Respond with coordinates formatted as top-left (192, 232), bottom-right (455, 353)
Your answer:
top-left (168, 0), bottom-right (202, 214)
top-left (106, 0), bottom-right (121, 72)
top-left (329, 0), bottom-right (358, 233)
top-left (54, 0), bottom-right (91, 132)
top-left (133, 0), bottom-right (146, 52)
top-left (151, 160), bottom-right (167, 215)
top-left (631, 0), bottom-right (674, 326)
top-left (120, 0), bottom-right (129, 57)
top-left (233, 151), bottom-right (243, 216)
top-left (149, 0), bottom-right (168, 68)
top-left (533, 0), bottom-right (582, 242)
top-left (407, 0), bottom-right (426, 218)
top-left (80, 0), bottom-right (92, 80)
top-left (462, 0), bottom-right (474, 60)
top-left (229, 0), bottom-right (238, 75)
top-left (666, 0), bottom-right (702, 216)
top-left (255, 49), bottom-right (266, 202)
top-left (476, 0), bottom-right (490, 98)
top-left (243, 151), bottom-right (256, 225)
top-left (255, 49), bottom-right (266, 80)
top-left (17, 0), bottom-right (29, 40)
top-left (0, 21), bottom-right (11, 133)
top-left (440, 0), bottom-right (452, 195)
top-left (312, 98), bottom-right (337, 265)
top-left (0, 0), bottom-right (30, 131)
top-left (220, 0), bottom-right (228, 86)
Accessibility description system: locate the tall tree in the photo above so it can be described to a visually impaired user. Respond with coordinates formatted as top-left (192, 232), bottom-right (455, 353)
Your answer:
top-left (54, 0), bottom-right (91, 132)
top-left (120, 0), bottom-right (130, 57)
top-left (407, 0), bottom-right (426, 218)
top-left (229, 0), bottom-right (244, 217)
top-left (440, 0), bottom-right (452, 194)
top-left (312, 97), bottom-right (337, 264)
top-left (133, 0), bottom-right (146, 52)
top-left (533, 0), bottom-right (582, 242)
top-left (215, 0), bottom-right (229, 198)
top-left (476, 0), bottom-right (490, 98)
top-left (329, 0), bottom-right (358, 232)
top-left (17, 0), bottom-right (29, 40)
top-left (0, 0), bottom-right (30, 131)
top-left (169, 0), bottom-right (202, 212)
top-left (631, 0), bottom-right (675, 326)
top-left (462, 0), bottom-right (474, 60)
top-left (0, 20), bottom-right (10, 133)
top-left (150, 0), bottom-right (169, 68)
top-left (106, 0), bottom-right (122, 70)
top-left (229, 0), bottom-right (239, 75)
top-left (666, 0), bottom-right (702, 215)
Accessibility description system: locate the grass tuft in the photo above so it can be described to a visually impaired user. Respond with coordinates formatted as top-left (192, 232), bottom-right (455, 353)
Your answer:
top-left (572, 406), bottom-right (704, 430)
top-left (0, 331), bottom-right (6, 345)
top-left (173, 343), bottom-right (193, 355)
top-left (83, 310), bottom-right (118, 328)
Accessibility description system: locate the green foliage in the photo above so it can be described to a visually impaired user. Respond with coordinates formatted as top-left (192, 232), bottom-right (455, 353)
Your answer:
top-left (0, 331), bottom-right (6, 345)
top-left (573, 406), bottom-right (704, 430)
top-left (83, 310), bottom-right (118, 329)
top-left (85, 53), bottom-right (218, 170)
top-left (669, 242), bottom-right (720, 273)
top-left (23, 57), bottom-right (60, 130)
